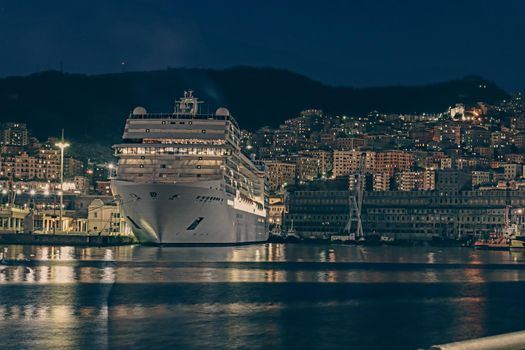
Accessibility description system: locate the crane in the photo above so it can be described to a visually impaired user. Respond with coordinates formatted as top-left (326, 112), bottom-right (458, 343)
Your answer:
top-left (342, 152), bottom-right (366, 240)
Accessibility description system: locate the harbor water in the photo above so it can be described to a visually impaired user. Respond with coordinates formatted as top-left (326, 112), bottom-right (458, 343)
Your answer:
top-left (1, 244), bottom-right (525, 349)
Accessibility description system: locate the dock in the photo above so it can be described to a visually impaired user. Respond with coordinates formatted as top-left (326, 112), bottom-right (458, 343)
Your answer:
top-left (0, 232), bottom-right (136, 246)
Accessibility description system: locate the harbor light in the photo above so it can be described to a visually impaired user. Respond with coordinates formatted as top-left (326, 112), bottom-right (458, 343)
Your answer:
top-left (56, 140), bottom-right (70, 232)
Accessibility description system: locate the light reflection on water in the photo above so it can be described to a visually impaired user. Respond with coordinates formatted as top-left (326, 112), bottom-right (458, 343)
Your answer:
top-left (1, 244), bottom-right (525, 349)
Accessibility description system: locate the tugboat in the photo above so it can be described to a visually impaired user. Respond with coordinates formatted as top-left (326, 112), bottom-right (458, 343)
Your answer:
top-left (473, 233), bottom-right (510, 251)
top-left (473, 224), bottom-right (520, 251)
top-left (473, 206), bottom-right (524, 251)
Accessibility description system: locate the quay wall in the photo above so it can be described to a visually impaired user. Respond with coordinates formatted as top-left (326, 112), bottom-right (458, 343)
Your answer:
top-left (0, 233), bottom-right (136, 246)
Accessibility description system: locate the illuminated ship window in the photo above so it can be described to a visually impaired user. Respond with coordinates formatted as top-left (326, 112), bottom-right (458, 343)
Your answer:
top-left (201, 130), bottom-right (206, 133)
top-left (197, 165), bottom-right (201, 169)
top-left (162, 121), bottom-right (166, 124)
top-left (188, 121), bottom-right (192, 125)
top-left (141, 156), bottom-right (145, 159)
top-left (145, 129), bottom-right (150, 133)
top-left (139, 164), bottom-right (144, 168)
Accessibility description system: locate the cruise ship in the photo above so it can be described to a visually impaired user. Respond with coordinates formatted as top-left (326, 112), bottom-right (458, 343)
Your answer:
top-left (111, 91), bottom-right (268, 244)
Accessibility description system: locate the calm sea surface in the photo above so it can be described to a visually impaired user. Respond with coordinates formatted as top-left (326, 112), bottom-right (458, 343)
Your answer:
top-left (1, 244), bottom-right (525, 349)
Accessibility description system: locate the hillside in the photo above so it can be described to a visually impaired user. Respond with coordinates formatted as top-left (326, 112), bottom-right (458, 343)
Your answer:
top-left (0, 66), bottom-right (509, 144)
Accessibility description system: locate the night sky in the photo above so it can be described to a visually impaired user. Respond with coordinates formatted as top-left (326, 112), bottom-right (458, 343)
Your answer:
top-left (1, 0), bottom-right (524, 91)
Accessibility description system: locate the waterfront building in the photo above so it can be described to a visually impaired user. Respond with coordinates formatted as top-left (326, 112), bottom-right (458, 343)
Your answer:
top-left (287, 189), bottom-right (525, 240)
top-left (87, 198), bottom-right (130, 235)
top-left (286, 190), bottom-right (349, 238)
top-left (0, 205), bottom-right (29, 232)
top-left (267, 195), bottom-right (286, 225)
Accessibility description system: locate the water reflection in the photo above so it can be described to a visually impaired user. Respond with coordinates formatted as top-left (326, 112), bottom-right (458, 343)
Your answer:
top-left (1, 244), bottom-right (525, 349)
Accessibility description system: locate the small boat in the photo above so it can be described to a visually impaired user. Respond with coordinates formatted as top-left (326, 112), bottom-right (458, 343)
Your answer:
top-left (380, 235), bottom-right (396, 245)
top-left (474, 222), bottom-right (523, 250)
top-left (285, 220), bottom-right (301, 242)
top-left (474, 235), bottom-right (510, 251)
top-left (268, 225), bottom-right (285, 243)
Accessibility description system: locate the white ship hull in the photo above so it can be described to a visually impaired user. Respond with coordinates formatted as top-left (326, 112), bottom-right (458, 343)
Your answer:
top-left (111, 180), bottom-right (268, 244)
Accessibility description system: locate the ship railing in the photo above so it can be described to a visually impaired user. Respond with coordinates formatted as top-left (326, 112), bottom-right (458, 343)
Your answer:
top-left (428, 330), bottom-right (525, 350)
top-left (129, 112), bottom-right (239, 128)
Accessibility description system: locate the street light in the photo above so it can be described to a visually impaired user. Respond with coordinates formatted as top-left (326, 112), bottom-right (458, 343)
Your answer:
top-left (56, 141), bottom-right (70, 232)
